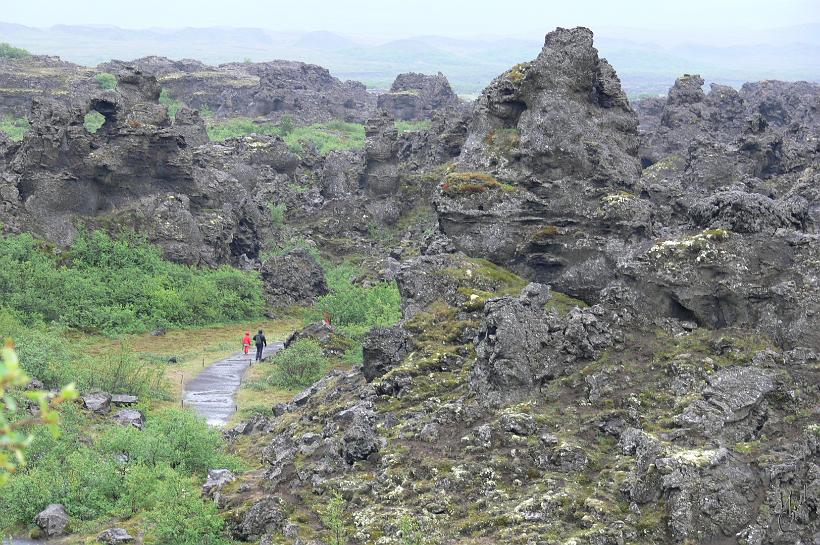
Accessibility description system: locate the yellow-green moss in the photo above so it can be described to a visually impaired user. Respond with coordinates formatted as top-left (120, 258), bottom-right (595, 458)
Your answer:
top-left (440, 172), bottom-right (516, 197)
top-left (545, 291), bottom-right (589, 316)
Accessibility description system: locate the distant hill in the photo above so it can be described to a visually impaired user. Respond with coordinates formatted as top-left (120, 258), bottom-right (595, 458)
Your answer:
top-left (1, 22), bottom-right (817, 96)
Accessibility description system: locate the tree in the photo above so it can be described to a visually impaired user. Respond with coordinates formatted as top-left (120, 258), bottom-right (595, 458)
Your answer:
top-left (0, 342), bottom-right (77, 485)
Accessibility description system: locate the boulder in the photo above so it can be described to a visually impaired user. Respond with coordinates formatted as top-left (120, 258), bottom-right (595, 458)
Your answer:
top-left (231, 496), bottom-right (287, 541)
top-left (82, 391), bottom-right (112, 414)
top-left (111, 394), bottom-right (139, 406)
top-left (260, 248), bottom-right (328, 307)
top-left (112, 409), bottom-right (145, 430)
top-left (97, 527), bottom-right (134, 544)
top-left (34, 504), bottom-right (69, 537)
top-left (203, 468), bottom-right (236, 500)
top-left (377, 72), bottom-right (462, 121)
top-left (362, 325), bottom-right (411, 382)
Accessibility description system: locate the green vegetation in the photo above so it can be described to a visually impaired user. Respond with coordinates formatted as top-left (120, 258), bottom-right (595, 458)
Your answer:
top-left (0, 115), bottom-right (30, 141)
top-left (321, 492), bottom-right (350, 545)
top-left (94, 72), bottom-right (118, 90)
top-left (0, 405), bottom-right (238, 542)
top-left (269, 202), bottom-right (287, 226)
top-left (0, 344), bottom-right (77, 486)
top-left (206, 117), bottom-right (365, 155)
top-left (440, 172), bottom-right (515, 197)
top-left (0, 42), bottom-right (30, 59)
top-left (395, 120), bottom-right (431, 133)
top-left (306, 263), bottom-right (402, 338)
top-left (83, 110), bottom-right (106, 133)
top-left (252, 338), bottom-right (328, 389)
top-left (0, 230), bottom-right (264, 335)
top-left (159, 88), bottom-right (184, 119)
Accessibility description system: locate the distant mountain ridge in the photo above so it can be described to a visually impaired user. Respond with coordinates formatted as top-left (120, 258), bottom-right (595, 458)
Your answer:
top-left (1, 22), bottom-right (818, 96)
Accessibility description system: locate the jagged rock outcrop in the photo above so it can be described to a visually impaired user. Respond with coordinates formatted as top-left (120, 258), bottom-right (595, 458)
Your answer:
top-left (100, 57), bottom-right (376, 124)
top-left (259, 248), bottom-right (328, 307)
top-left (0, 55), bottom-right (96, 118)
top-left (458, 26), bottom-right (640, 185)
top-left (0, 68), bottom-right (302, 266)
top-left (377, 72), bottom-right (462, 121)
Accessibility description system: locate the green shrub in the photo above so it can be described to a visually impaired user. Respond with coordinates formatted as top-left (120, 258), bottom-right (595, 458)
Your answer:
top-left (269, 202), bottom-right (287, 226)
top-left (0, 406), bottom-right (238, 536)
top-left (159, 88), bottom-right (185, 119)
top-left (0, 116), bottom-right (30, 141)
top-left (306, 263), bottom-right (401, 338)
top-left (95, 72), bottom-right (117, 90)
top-left (99, 408), bottom-right (240, 473)
top-left (0, 230), bottom-right (264, 335)
top-left (143, 468), bottom-right (228, 545)
top-left (199, 104), bottom-right (215, 118)
top-left (278, 114), bottom-right (295, 136)
top-left (254, 339), bottom-right (328, 389)
top-left (84, 111), bottom-right (106, 133)
top-left (0, 42), bottom-right (30, 59)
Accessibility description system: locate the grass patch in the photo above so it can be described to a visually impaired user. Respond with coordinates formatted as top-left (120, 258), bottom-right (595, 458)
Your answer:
top-left (395, 120), bottom-right (431, 133)
top-left (0, 115), bottom-right (30, 141)
top-left (206, 117), bottom-right (365, 155)
top-left (546, 291), bottom-right (589, 316)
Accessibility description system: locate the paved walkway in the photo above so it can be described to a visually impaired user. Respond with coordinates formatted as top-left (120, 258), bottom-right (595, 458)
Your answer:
top-left (182, 342), bottom-right (283, 426)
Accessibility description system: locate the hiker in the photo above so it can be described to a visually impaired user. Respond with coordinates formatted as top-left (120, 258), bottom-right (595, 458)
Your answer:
top-left (242, 331), bottom-right (252, 354)
top-left (253, 329), bottom-right (267, 362)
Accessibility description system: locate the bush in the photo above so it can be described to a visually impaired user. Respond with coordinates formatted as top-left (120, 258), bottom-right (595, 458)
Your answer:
top-left (143, 468), bottom-right (228, 545)
top-left (0, 42), bottom-right (30, 59)
top-left (159, 88), bottom-right (184, 119)
top-left (84, 111), bottom-right (106, 133)
top-left (254, 339), bottom-right (328, 390)
top-left (269, 202), bottom-right (287, 226)
top-left (307, 264), bottom-right (401, 338)
top-left (0, 406), bottom-right (238, 536)
top-left (95, 72), bottom-right (117, 90)
top-left (0, 116), bottom-right (30, 141)
top-left (99, 408), bottom-right (240, 473)
top-left (206, 117), bottom-right (280, 141)
top-left (0, 231), bottom-right (265, 335)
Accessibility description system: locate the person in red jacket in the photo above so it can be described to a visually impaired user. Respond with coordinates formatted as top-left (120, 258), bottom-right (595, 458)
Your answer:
top-left (242, 331), bottom-right (252, 354)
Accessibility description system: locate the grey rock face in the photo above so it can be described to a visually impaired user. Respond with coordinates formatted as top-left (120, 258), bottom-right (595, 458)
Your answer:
top-left (260, 248), bottom-right (328, 307)
top-left (82, 391), bottom-right (112, 414)
top-left (377, 72), bottom-right (462, 121)
top-left (470, 286), bottom-right (619, 403)
top-left (338, 405), bottom-right (383, 464)
top-left (231, 496), bottom-right (287, 541)
top-left (202, 468), bottom-right (236, 507)
top-left (34, 504), bottom-right (69, 537)
top-left (362, 325), bottom-right (411, 382)
top-left (112, 409), bottom-right (145, 429)
top-left (675, 366), bottom-right (775, 441)
top-left (361, 111), bottom-right (400, 197)
top-left (97, 527), bottom-right (134, 544)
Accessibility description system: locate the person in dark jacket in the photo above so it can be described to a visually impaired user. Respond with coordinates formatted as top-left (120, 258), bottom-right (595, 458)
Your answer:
top-left (253, 329), bottom-right (267, 361)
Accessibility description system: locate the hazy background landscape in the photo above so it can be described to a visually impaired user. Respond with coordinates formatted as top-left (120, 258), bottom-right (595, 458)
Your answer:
top-left (2, 12), bottom-right (818, 97)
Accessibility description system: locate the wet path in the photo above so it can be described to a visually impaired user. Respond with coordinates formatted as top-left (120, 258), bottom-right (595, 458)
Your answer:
top-left (183, 342), bottom-right (283, 426)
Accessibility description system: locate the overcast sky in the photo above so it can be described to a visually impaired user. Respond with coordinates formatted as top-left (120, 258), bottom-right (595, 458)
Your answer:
top-left (3, 0), bottom-right (819, 37)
